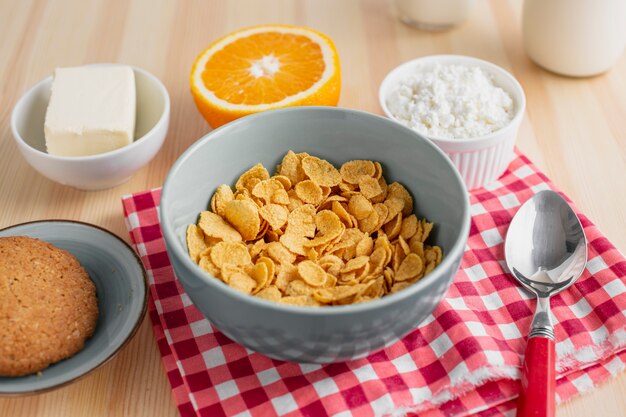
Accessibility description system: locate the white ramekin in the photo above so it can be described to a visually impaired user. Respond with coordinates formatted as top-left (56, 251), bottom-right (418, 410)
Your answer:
top-left (379, 55), bottom-right (526, 190)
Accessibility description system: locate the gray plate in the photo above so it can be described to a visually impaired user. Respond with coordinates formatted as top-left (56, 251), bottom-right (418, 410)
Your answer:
top-left (0, 220), bottom-right (148, 395)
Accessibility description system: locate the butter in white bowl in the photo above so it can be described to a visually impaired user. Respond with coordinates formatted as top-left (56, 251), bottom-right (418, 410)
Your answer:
top-left (44, 66), bottom-right (136, 157)
top-left (11, 64), bottom-right (170, 190)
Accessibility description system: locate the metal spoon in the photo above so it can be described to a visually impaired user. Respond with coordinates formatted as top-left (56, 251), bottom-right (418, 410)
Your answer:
top-left (505, 190), bottom-right (587, 417)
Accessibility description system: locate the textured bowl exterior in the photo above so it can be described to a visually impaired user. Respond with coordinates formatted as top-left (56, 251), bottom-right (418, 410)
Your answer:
top-left (0, 221), bottom-right (148, 395)
top-left (10, 65), bottom-right (170, 190)
top-left (431, 118), bottom-right (521, 190)
top-left (379, 55), bottom-right (526, 190)
top-left (161, 107), bottom-right (470, 363)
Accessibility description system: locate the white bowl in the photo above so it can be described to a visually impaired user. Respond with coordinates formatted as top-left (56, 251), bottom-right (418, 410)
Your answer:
top-left (379, 55), bottom-right (526, 190)
top-left (11, 64), bottom-right (170, 190)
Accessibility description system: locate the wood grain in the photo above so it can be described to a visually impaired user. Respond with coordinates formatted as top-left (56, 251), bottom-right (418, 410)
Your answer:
top-left (1, 0), bottom-right (625, 416)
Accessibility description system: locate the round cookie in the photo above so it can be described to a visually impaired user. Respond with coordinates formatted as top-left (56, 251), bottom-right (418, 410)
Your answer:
top-left (0, 236), bottom-right (99, 377)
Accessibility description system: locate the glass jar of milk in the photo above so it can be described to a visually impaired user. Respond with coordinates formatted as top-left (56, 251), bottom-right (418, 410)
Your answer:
top-left (394, 0), bottom-right (474, 31)
top-left (523, 0), bottom-right (626, 77)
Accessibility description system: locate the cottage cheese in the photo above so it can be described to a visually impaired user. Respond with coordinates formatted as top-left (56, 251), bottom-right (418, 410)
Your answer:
top-left (386, 64), bottom-right (514, 139)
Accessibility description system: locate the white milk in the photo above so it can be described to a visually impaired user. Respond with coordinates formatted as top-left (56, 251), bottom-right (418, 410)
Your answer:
top-left (523, 0), bottom-right (626, 77)
top-left (394, 0), bottom-right (473, 31)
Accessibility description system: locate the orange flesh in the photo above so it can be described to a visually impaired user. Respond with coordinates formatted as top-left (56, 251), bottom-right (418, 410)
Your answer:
top-left (201, 32), bottom-right (325, 105)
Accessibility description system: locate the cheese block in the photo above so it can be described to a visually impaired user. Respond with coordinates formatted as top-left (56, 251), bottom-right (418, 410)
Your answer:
top-left (44, 66), bottom-right (136, 157)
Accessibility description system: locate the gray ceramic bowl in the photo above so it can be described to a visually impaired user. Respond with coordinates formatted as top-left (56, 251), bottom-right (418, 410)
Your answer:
top-left (0, 220), bottom-right (148, 394)
top-left (161, 107), bottom-right (470, 363)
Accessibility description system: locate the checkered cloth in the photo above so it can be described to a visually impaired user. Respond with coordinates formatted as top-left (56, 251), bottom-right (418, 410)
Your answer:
top-left (122, 150), bottom-right (626, 417)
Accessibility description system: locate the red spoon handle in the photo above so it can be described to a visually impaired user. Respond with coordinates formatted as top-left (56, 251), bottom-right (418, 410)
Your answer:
top-left (517, 336), bottom-right (556, 417)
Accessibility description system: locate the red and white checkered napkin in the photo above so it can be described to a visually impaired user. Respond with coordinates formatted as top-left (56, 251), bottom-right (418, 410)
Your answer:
top-left (122, 150), bottom-right (626, 417)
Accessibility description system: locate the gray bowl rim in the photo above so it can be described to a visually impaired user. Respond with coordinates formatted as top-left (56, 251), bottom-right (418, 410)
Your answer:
top-left (0, 219), bottom-right (149, 396)
top-left (10, 63), bottom-right (171, 162)
top-left (161, 106), bottom-right (471, 316)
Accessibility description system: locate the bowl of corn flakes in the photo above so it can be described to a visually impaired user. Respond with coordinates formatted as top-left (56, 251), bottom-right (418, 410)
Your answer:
top-left (161, 106), bottom-right (470, 363)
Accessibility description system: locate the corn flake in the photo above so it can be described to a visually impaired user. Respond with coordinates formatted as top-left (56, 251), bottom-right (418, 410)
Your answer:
top-left (286, 204), bottom-right (317, 237)
top-left (384, 198), bottom-right (405, 224)
top-left (211, 184), bottom-right (234, 217)
top-left (295, 180), bottom-right (324, 205)
top-left (340, 160), bottom-right (376, 184)
top-left (266, 241), bottom-right (296, 265)
top-left (259, 204), bottom-right (289, 230)
top-left (273, 175), bottom-right (292, 191)
top-left (358, 208), bottom-right (380, 234)
top-left (186, 224), bottom-right (208, 263)
top-left (221, 263), bottom-right (243, 283)
top-left (301, 156), bottom-right (342, 187)
top-left (257, 286), bottom-right (282, 302)
top-left (271, 188), bottom-right (290, 205)
top-left (252, 179), bottom-right (283, 204)
top-left (340, 256), bottom-right (369, 273)
top-left (355, 235), bottom-right (374, 257)
top-left (371, 176), bottom-right (388, 204)
top-left (229, 272), bottom-right (257, 294)
top-left (210, 241), bottom-right (251, 268)
top-left (250, 262), bottom-right (270, 292)
top-left (332, 201), bottom-right (353, 228)
top-left (286, 279), bottom-right (316, 296)
top-left (279, 150), bottom-right (306, 185)
top-left (275, 264), bottom-right (298, 291)
top-left (400, 214), bottom-right (418, 240)
top-left (348, 194), bottom-right (373, 220)
top-left (297, 260), bottom-right (327, 287)
top-left (257, 257), bottom-right (276, 281)
top-left (313, 210), bottom-right (343, 240)
top-left (198, 211), bottom-right (242, 242)
top-left (249, 239), bottom-right (266, 259)
top-left (384, 213), bottom-right (403, 240)
top-left (223, 199), bottom-right (261, 241)
top-left (373, 161), bottom-right (383, 179)
top-left (279, 232), bottom-right (309, 256)
top-left (236, 163), bottom-right (269, 192)
top-left (387, 182), bottom-right (413, 216)
top-left (198, 253), bottom-right (220, 277)
top-left (358, 176), bottom-right (383, 199)
top-left (395, 253), bottom-right (424, 282)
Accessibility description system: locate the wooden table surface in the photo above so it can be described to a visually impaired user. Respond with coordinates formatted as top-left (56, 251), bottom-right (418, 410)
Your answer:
top-left (1, 0), bottom-right (625, 416)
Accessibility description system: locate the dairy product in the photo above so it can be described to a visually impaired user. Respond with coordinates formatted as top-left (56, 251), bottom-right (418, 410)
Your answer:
top-left (394, 0), bottom-right (473, 31)
top-left (386, 63), bottom-right (513, 140)
top-left (523, 0), bottom-right (626, 77)
top-left (44, 66), bottom-right (136, 157)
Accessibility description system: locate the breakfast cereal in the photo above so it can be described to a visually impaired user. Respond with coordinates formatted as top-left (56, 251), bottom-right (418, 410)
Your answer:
top-left (186, 151), bottom-right (444, 306)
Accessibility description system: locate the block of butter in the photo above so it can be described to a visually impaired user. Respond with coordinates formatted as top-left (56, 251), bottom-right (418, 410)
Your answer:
top-left (44, 66), bottom-right (136, 157)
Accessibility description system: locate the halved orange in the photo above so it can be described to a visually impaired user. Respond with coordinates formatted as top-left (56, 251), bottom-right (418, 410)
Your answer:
top-left (190, 24), bottom-right (341, 128)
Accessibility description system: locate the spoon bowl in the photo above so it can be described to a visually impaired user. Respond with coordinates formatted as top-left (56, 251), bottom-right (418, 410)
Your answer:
top-left (505, 190), bottom-right (587, 298)
top-left (505, 189), bottom-right (587, 417)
